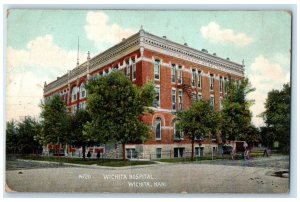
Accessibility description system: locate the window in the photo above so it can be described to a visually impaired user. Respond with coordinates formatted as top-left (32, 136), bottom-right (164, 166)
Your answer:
top-left (174, 121), bottom-right (183, 140)
top-left (198, 93), bottom-right (202, 101)
top-left (177, 66), bottom-right (182, 84)
top-left (219, 77), bottom-right (223, 92)
top-left (80, 83), bottom-right (86, 99)
top-left (171, 64), bottom-right (176, 83)
top-left (156, 148), bottom-right (162, 159)
top-left (132, 58), bottom-right (136, 80)
top-left (126, 149), bottom-right (137, 159)
top-left (224, 78), bottom-right (228, 93)
top-left (195, 147), bottom-right (204, 157)
top-left (210, 74), bottom-right (214, 91)
top-left (126, 60), bottom-right (130, 77)
top-left (153, 86), bottom-right (160, 108)
top-left (155, 118), bottom-right (161, 140)
top-left (192, 69), bottom-right (196, 87)
top-left (154, 59), bottom-right (160, 80)
top-left (113, 64), bottom-right (119, 70)
top-left (210, 96), bottom-right (215, 109)
top-left (72, 105), bottom-right (77, 113)
top-left (71, 87), bottom-right (77, 102)
top-left (172, 89), bottom-right (176, 111)
top-left (192, 92), bottom-right (197, 102)
top-left (174, 148), bottom-right (185, 158)
top-left (178, 90), bottom-right (183, 111)
top-left (198, 71), bottom-right (202, 88)
top-left (79, 102), bottom-right (86, 110)
top-left (220, 98), bottom-right (223, 110)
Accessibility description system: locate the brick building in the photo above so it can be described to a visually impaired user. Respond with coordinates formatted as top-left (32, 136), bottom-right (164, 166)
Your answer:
top-left (43, 28), bottom-right (244, 159)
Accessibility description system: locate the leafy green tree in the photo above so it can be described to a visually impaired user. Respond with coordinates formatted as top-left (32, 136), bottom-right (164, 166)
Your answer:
top-left (6, 120), bottom-right (18, 155)
top-left (6, 117), bottom-right (42, 155)
top-left (70, 109), bottom-right (92, 160)
top-left (261, 83), bottom-right (290, 152)
top-left (178, 100), bottom-right (220, 160)
top-left (86, 71), bottom-right (155, 160)
top-left (39, 94), bottom-right (71, 147)
top-left (221, 77), bottom-right (255, 142)
top-left (16, 117), bottom-right (42, 154)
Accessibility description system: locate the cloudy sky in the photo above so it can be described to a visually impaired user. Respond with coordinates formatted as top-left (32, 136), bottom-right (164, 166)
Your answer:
top-left (6, 10), bottom-right (291, 126)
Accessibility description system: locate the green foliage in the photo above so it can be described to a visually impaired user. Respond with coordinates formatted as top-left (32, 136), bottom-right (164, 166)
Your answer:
top-left (70, 109), bottom-right (92, 146)
top-left (177, 100), bottom-right (220, 160)
top-left (261, 83), bottom-right (290, 152)
top-left (178, 100), bottom-right (220, 140)
top-left (6, 117), bottom-right (42, 155)
top-left (39, 94), bottom-right (71, 145)
top-left (221, 76), bottom-right (255, 142)
top-left (86, 71), bottom-right (156, 159)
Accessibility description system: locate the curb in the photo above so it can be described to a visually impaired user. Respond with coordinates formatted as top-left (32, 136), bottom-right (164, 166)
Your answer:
top-left (15, 159), bottom-right (171, 170)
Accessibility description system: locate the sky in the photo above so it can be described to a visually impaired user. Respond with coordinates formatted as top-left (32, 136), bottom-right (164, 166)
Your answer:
top-left (6, 10), bottom-right (291, 126)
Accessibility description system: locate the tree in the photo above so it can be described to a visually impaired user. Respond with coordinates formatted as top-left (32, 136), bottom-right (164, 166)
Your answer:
top-left (86, 71), bottom-right (156, 160)
top-left (70, 109), bottom-right (92, 160)
top-left (39, 94), bottom-right (71, 148)
top-left (178, 100), bottom-right (220, 160)
top-left (221, 77), bottom-right (255, 142)
top-left (16, 117), bottom-right (42, 154)
top-left (6, 120), bottom-right (18, 155)
top-left (6, 117), bottom-right (42, 155)
top-left (261, 83), bottom-right (290, 152)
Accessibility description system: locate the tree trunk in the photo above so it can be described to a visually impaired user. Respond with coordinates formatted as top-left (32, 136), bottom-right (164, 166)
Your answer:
top-left (122, 143), bottom-right (126, 161)
top-left (191, 137), bottom-right (195, 161)
top-left (82, 144), bottom-right (86, 160)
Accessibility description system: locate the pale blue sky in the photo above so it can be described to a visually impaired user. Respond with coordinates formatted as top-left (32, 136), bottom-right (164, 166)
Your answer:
top-left (6, 10), bottom-right (291, 125)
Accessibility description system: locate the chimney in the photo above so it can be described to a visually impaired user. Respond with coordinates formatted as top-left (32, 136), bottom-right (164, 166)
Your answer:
top-left (184, 43), bottom-right (188, 46)
top-left (163, 36), bottom-right (167, 39)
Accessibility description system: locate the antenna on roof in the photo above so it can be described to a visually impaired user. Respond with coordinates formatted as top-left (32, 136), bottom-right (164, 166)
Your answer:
top-left (76, 36), bottom-right (80, 66)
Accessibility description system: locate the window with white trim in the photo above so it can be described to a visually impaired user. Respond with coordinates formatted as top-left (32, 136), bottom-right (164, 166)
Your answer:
top-left (192, 92), bottom-right (197, 102)
top-left (132, 58), bottom-right (136, 80)
top-left (155, 117), bottom-right (161, 140)
top-left (126, 60), bottom-right (130, 78)
top-left (198, 93), bottom-right (202, 101)
top-left (177, 66), bottom-right (182, 84)
top-left (153, 86), bottom-right (160, 108)
top-left (172, 89), bottom-right (176, 111)
top-left (210, 74), bottom-right (214, 91)
top-left (72, 105), bottom-right (77, 113)
top-left (154, 59), bottom-right (160, 80)
top-left (174, 121), bottom-right (183, 140)
top-left (210, 96), bottom-right (215, 109)
top-left (195, 147), bottom-right (204, 157)
top-left (198, 71), bottom-right (202, 88)
top-left (220, 98), bottom-right (223, 110)
top-left (71, 87), bottom-right (77, 102)
top-left (171, 64), bottom-right (176, 83)
top-left (224, 78), bottom-right (228, 93)
top-left (156, 148), bottom-right (162, 159)
top-left (219, 77), bottom-right (223, 92)
top-left (178, 90), bottom-right (183, 111)
top-left (80, 83), bottom-right (86, 99)
top-left (192, 69), bottom-right (196, 87)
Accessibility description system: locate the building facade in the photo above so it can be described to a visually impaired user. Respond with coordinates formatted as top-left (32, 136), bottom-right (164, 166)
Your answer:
top-left (43, 28), bottom-right (244, 159)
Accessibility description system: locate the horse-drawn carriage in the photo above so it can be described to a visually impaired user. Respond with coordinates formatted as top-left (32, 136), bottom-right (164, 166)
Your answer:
top-left (222, 141), bottom-right (250, 160)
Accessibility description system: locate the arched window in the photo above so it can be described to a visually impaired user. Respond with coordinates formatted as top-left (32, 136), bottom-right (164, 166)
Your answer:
top-left (71, 87), bottom-right (77, 102)
top-left (80, 83), bottom-right (86, 99)
top-left (155, 117), bottom-right (161, 140)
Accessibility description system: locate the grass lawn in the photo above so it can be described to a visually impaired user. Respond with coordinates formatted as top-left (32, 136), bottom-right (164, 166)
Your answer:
top-left (9, 155), bottom-right (156, 167)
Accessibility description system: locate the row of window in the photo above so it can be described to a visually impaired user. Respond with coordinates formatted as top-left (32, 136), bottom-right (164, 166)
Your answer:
top-left (154, 59), bottom-right (229, 92)
top-left (72, 102), bottom-right (86, 113)
top-left (154, 147), bottom-right (216, 159)
top-left (154, 85), bottom-right (222, 111)
top-left (71, 83), bottom-right (86, 102)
